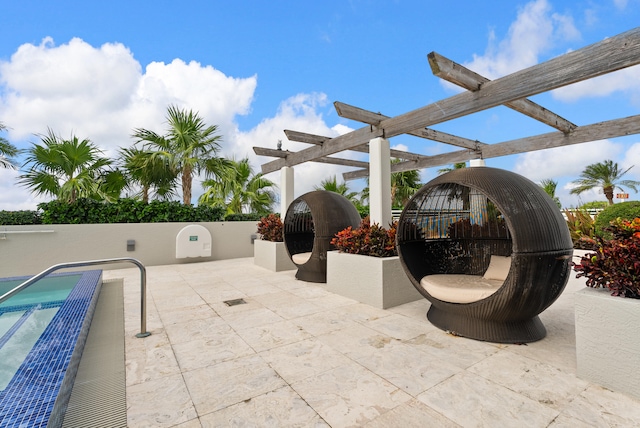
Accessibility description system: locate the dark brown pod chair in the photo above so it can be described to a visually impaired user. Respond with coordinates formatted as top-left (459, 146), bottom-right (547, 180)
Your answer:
top-left (397, 167), bottom-right (573, 343)
top-left (284, 191), bottom-right (361, 283)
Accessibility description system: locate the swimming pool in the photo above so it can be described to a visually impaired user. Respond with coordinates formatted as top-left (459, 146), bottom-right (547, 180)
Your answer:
top-left (0, 270), bottom-right (102, 427)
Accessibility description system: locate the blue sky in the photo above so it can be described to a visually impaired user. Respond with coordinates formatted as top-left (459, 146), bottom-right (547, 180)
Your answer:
top-left (1, 0), bottom-right (640, 210)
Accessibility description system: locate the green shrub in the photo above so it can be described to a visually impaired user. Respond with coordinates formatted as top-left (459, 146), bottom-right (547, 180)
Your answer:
top-left (38, 198), bottom-right (225, 224)
top-left (564, 209), bottom-right (597, 250)
top-left (594, 201), bottom-right (640, 236)
top-left (224, 213), bottom-right (264, 222)
top-left (0, 210), bottom-right (43, 225)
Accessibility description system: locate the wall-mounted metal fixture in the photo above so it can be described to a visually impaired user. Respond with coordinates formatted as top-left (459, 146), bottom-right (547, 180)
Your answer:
top-left (127, 240), bottom-right (135, 251)
top-left (250, 234), bottom-right (257, 244)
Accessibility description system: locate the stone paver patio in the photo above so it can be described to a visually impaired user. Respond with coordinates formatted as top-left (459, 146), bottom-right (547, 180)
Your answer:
top-left (104, 256), bottom-right (640, 427)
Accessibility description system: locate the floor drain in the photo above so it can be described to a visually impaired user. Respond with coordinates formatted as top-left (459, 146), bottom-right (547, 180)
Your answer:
top-left (223, 298), bottom-right (247, 307)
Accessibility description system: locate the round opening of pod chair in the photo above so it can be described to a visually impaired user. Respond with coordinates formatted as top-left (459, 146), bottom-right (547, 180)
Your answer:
top-left (396, 167), bottom-right (573, 343)
top-left (283, 191), bottom-right (361, 283)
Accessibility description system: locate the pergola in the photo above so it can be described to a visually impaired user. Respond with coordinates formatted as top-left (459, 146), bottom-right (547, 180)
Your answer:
top-left (254, 27), bottom-right (640, 225)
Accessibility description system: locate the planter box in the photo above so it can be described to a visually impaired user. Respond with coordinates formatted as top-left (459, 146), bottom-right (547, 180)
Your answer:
top-left (326, 252), bottom-right (423, 309)
top-left (575, 287), bottom-right (640, 399)
top-left (253, 240), bottom-right (296, 272)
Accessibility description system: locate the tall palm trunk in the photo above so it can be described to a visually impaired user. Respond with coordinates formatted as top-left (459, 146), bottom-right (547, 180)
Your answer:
top-left (182, 166), bottom-right (193, 205)
top-left (604, 185), bottom-right (614, 205)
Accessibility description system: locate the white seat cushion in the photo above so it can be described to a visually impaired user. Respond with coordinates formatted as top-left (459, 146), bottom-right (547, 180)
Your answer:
top-left (292, 252), bottom-right (312, 265)
top-left (483, 255), bottom-right (511, 281)
top-left (420, 274), bottom-right (502, 304)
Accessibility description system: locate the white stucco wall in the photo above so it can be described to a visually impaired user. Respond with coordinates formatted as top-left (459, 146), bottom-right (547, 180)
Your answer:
top-left (0, 222), bottom-right (258, 277)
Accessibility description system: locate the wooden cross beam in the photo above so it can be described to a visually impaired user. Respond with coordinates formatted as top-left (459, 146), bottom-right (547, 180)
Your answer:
top-left (283, 129), bottom-right (426, 160)
top-left (429, 52), bottom-right (577, 133)
top-left (253, 147), bottom-right (369, 169)
top-left (334, 102), bottom-right (486, 150)
top-left (260, 27), bottom-right (640, 175)
top-left (342, 114), bottom-right (640, 180)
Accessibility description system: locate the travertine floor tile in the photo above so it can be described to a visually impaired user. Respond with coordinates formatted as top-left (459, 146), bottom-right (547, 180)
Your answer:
top-left (363, 313), bottom-right (431, 341)
top-left (405, 331), bottom-right (500, 370)
top-left (260, 338), bottom-right (353, 384)
top-left (183, 354), bottom-right (286, 415)
top-left (294, 309), bottom-right (360, 336)
top-left (550, 384), bottom-right (640, 427)
top-left (235, 319), bottom-right (313, 352)
top-left (353, 340), bottom-right (462, 396)
top-left (292, 363), bottom-right (412, 428)
top-left (467, 350), bottom-right (589, 410)
top-left (364, 399), bottom-right (461, 428)
top-left (219, 306), bottom-right (285, 330)
top-left (417, 371), bottom-right (559, 427)
top-left (164, 315), bottom-right (232, 344)
top-left (159, 303), bottom-right (216, 326)
top-left (127, 373), bottom-right (197, 428)
top-left (172, 333), bottom-right (255, 372)
top-left (126, 331), bottom-right (181, 385)
top-left (200, 386), bottom-right (328, 427)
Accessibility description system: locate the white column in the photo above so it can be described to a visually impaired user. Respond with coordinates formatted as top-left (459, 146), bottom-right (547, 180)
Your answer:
top-left (369, 137), bottom-right (392, 227)
top-left (280, 166), bottom-right (294, 218)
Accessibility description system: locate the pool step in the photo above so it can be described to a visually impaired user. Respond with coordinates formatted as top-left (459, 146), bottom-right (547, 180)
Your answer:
top-left (0, 310), bottom-right (27, 343)
top-left (0, 307), bottom-right (59, 391)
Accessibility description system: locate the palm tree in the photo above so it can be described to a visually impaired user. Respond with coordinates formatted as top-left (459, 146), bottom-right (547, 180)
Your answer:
top-left (360, 161), bottom-right (421, 208)
top-left (539, 179), bottom-right (562, 208)
top-left (119, 147), bottom-right (178, 202)
top-left (390, 160), bottom-right (421, 208)
top-left (199, 157), bottom-right (276, 214)
top-left (19, 129), bottom-right (113, 202)
top-left (437, 162), bottom-right (467, 175)
top-left (132, 105), bottom-right (224, 205)
top-left (315, 175), bottom-right (359, 203)
top-left (570, 160), bottom-right (640, 205)
top-left (0, 122), bottom-right (19, 169)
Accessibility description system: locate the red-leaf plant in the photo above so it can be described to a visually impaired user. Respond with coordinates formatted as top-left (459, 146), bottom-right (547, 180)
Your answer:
top-left (331, 217), bottom-right (398, 257)
top-left (573, 217), bottom-right (640, 299)
top-left (256, 213), bottom-right (284, 242)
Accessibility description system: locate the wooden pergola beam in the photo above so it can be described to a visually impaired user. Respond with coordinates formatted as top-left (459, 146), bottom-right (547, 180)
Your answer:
top-left (342, 114), bottom-right (640, 180)
top-left (429, 52), bottom-right (577, 133)
top-left (283, 129), bottom-right (425, 160)
top-left (334, 102), bottom-right (486, 150)
top-left (253, 147), bottom-right (369, 169)
top-left (261, 27), bottom-right (640, 175)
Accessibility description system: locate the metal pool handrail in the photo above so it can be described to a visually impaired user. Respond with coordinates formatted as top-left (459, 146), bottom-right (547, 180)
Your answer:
top-left (0, 257), bottom-right (151, 338)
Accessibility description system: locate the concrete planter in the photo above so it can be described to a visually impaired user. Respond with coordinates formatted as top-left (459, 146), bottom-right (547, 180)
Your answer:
top-left (575, 287), bottom-right (640, 399)
top-left (326, 252), bottom-right (423, 309)
top-left (253, 240), bottom-right (296, 272)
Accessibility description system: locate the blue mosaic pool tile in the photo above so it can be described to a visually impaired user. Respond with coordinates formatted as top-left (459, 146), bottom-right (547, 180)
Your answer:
top-left (0, 270), bottom-right (102, 428)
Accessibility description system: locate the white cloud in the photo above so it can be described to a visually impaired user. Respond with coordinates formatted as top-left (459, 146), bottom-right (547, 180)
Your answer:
top-left (0, 37), bottom-right (287, 209)
top-left (613, 0), bottom-right (628, 10)
top-left (0, 168), bottom-right (50, 211)
top-left (0, 37), bottom-right (257, 160)
top-left (551, 64), bottom-right (640, 103)
top-left (620, 142), bottom-right (640, 180)
top-left (513, 139), bottom-right (623, 181)
top-left (459, 0), bottom-right (579, 81)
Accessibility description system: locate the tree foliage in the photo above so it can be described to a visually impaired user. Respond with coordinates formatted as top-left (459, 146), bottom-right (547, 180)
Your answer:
top-left (0, 122), bottom-right (19, 170)
top-left (570, 160), bottom-right (640, 205)
top-left (132, 105), bottom-right (225, 205)
top-left (199, 157), bottom-right (276, 215)
top-left (19, 129), bottom-right (117, 203)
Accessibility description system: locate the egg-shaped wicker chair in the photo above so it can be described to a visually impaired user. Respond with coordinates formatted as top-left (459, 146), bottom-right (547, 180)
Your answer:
top-left (284, 191), bottom-right (362, 283)
top-left (397, 167), bottom-right (573, 343)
